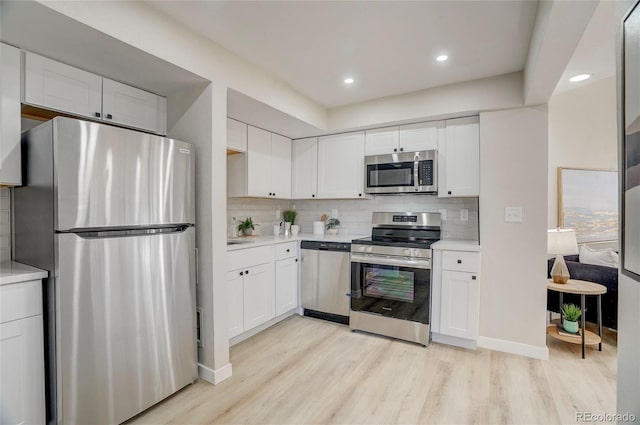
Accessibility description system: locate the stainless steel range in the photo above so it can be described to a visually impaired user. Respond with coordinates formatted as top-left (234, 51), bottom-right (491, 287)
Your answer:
top-left (350, 212), bottom-right (441, 345)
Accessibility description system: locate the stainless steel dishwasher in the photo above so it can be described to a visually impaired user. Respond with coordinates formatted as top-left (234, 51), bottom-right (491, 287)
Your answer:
top-left (300, 241), bottom-right (351, 324)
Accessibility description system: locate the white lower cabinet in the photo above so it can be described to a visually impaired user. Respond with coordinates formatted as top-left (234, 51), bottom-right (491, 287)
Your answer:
top-left (275, 257), bottom-right (298, 316)
top-left (227, 243), bottom-right (299, 341)
top-left (0, 279), bottom-right (45, 425)
top-left (432, 247), bottom-right (480, 347)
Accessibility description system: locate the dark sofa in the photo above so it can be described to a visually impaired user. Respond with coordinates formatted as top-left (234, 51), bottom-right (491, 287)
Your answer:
top-left (547, 254), bottom-right (618, 329)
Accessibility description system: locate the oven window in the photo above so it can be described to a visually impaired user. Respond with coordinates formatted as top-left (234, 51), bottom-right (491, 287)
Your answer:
top-left (367, 162), bottom-right (414, 187)
top-left (363, 266), bottom-right (414, 302)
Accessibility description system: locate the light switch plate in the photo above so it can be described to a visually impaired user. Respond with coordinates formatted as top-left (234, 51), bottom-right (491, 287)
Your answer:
top-left (504, 207), bottom-right (523, 223)
top-left (460, 209), bottom-right (469, 222)
top-left (276, 209), bottom-right (281, 219)
top-left (439, 208), bottom-right (447, 221)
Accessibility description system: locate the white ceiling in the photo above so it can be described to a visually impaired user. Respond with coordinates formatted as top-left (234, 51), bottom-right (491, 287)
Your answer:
top-left (554, 0), bottom-right (617, 95)
top-left (149, 0), bottom-right (539, 108)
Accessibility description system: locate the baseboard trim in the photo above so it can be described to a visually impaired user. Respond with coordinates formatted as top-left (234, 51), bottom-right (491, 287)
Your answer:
top-left (477, 336), bottom-right (549, 360)
top-left (198, 362), bottom-right (233, 385)
top-left (432, 333), bottom-right (477, 350)
top-left (230, 309), bottom-right (297, 347)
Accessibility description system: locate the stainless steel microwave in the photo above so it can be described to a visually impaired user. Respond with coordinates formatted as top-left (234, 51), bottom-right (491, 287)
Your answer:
top-left (364, 150), bottom-right (437, 194)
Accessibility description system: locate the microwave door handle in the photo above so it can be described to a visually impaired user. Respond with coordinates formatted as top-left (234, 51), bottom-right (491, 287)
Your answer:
top-left (414, 161), bottom-right (420, 191)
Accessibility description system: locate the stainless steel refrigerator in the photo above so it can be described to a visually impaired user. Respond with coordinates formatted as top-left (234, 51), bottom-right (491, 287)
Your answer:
top-left (13, 117), bottom-right (197, 425)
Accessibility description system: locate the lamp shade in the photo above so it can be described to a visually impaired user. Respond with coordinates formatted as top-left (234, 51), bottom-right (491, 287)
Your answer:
top-left (547, 229), bottom-right (579, 255)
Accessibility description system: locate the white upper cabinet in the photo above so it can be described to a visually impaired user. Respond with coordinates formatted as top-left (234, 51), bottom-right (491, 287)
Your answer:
top-left (439, 116), bottom-right (480, 197)
top-left (364, 121), bottom-right (441, 156)
top-left (0, 43), bottom-right (22, 186)
top-left (102, 78), bottom-right (166, 134)
top-left (399, 121), bottom-right (440, 152)
top-left (364, 126), bottom-right (399, 156)
top-left (291, 137), bottom-right (318, 199)
top-left (317, 131), bottom-right (365, 199)
top-left (229, 125), bottom-right (292, 199)
top-left (23, 51), bottom-right (102, 120)
top-left (22, 51), bottom-right (167, 135)
top-left (227, 118), bottom-right (247, 152)
top-left (270, 133), bottom-right (292, 199)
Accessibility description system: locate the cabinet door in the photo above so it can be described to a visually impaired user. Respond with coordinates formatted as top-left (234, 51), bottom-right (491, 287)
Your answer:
top-left (275, 257), bottom-right (298, 316)
top-left (227, 118), bottom-right (247, 152)
top-left (246, 126), bottom-right (272, 197)
top-left (441, 117), bottom-right (480, 197)
top-left (364, 127), bottom-right (399, 155)
top-left (23, 51), bottom-right (102, 119)
top-left (399, 121), bottom-right (440, 152)
top-left (0, 43), bottom-right (21, 186)
top-left (317, 132), bottom-right (365, 199)
top-left (243, 262), bottom-right (275, 330)
top-left (0, 316), bottom-right (46, 425)
top-left (270, 133), bottom-right (292, 199)
top-left (226, 270), bottom-right (245, 339)
top-left (102, 78), bottom-right (163, 134)
top-left (440, 270), bottom-right (479, 340)
top-left (291, 137), bottom-right (318, 199)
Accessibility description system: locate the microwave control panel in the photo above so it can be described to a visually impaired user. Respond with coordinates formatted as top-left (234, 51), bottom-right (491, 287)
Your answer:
top-left (418, 160), bottom-right (433, 186)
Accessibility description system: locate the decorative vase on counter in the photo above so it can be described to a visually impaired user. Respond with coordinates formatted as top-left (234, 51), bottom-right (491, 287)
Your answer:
top-left (243, 228), bottom-right (253, 236)
top-left (291, 224), bottom-right (300, 236)
top-left (327, 228), bottom-right (339, 235)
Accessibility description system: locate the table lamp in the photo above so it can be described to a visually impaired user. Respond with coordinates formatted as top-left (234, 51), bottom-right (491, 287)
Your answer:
top-left (548, 228), bottom-right (579, 284)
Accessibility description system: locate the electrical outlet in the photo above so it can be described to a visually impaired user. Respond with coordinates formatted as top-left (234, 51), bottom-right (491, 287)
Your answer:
top-left (276, 209), bottom-right (281, 219)
top-left (332, 208), bottom-right (338, 219)
top-left (460, 209), bottom-right (469, 222)
top-left (438, 208), bottom-right (447, 221)
top-left (504, 207), bottom-right (523, 223)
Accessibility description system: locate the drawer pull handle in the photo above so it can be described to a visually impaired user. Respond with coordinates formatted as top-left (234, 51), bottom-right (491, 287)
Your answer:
top-left (457, 259), bottom-right (462, 264)
top-left (472, 276), bottom-right (477, 280)
top-left (106, 113), bottom-right (113, 119)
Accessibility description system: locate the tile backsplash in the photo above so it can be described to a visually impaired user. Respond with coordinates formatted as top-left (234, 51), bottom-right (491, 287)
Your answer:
top-left (228, 195), bottom-right (479, 241)
top-left (0, 188), bottom-right (10, 261)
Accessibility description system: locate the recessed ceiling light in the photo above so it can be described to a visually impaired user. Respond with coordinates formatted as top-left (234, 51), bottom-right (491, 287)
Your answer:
top-left (436, 55), bottom-right (448, 62)
top-left (569, 74), bottom-right (590, 82)
top-left (344, 77), bottom-right (354, 84)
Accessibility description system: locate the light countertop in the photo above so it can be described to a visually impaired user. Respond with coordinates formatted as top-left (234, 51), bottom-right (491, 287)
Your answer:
top-left (0, 261), bottom-right (48, 286)
top-left (431, 240), bottom-right (481, 252)
top-left (227, 233), bottom-right (368, 251)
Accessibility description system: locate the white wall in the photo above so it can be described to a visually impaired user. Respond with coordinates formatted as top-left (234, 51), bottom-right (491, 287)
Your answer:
top-left (478, 106), bottom-right (549, 358)
top-left (328, 72), bottom-right (523, 132)
top-left (548, 77), bottom-right (618, 228)
top-left (0, 188), bottom-right (9, 261)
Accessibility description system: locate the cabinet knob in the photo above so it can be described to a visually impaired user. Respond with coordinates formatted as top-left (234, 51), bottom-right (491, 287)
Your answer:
top-left (245, 270), bottom-right (249, 274)
top-left (106, 113), bottom-right (113, 120)
top-left (457, 259), bottom-right (462, 264)
top-left (393, 148), bottom-right (398, 152)
top-left (312, 194), bottom-right (315, 198)
top-left (269, 192), bottom-right (272, 196)
top-left (94, 112), bottom-right (101, 118)
top-left (239, 271), bottom-right (244, 276)
top-left (358, 193), bottom-right (362, 197)
top-left (400, 148), bottom-right (404, 152)
top-left (295, 259), bottom-right (298, 262)
top-left (448, 191), bottom-right (452, 195)
top-left (286, 249), bottom-right (290, 252)
top-left (472, 276), bottom-right (477, 280)
top-left (273, 193), bottom-right (276, 197)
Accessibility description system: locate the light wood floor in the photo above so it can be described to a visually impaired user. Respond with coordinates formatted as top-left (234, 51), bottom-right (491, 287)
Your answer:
top-left (128, 316), bottom-right (617, 425)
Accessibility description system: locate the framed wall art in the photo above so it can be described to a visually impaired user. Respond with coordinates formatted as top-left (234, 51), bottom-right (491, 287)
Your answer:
top-left (558, 167), bottom-right (618, 244)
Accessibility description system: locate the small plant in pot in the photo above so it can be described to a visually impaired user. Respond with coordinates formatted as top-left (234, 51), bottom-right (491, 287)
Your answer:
top-left (282, 210), bottom-right (297, 224)
top-left (325, 218), bottom-right (341, 235)
top-left (561, 303), bottom-right (582, 334)
top-left (237, 217), bottom-right (257, 236)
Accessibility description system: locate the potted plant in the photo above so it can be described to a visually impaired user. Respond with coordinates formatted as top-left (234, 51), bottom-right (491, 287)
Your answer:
top-left (325, 218), bottom-right (341, 235)
top-left (561, 303), bottom-right (582, 334)
top-left (282, 210), bottom-right (297, 224)
top-left (237, 217), bottom-right (257, 236)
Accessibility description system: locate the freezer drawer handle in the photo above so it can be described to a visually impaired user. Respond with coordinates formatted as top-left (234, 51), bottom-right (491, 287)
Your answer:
top-left (68, 224), bottom-right (191, 239)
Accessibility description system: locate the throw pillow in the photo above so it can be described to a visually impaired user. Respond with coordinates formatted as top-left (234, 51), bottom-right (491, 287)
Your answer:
top-left (579, 244), bottom-right (619, 268)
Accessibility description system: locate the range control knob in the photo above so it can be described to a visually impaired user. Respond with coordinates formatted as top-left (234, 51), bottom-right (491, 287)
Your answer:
top-left (358, 246), bottom-right (366, 252)
top-left (365, 246), bottom-right (373, 253)
top-left (403, 248), bottom-right (412, 256)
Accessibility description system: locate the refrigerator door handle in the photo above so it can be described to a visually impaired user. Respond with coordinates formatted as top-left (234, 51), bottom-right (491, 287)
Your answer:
top-left (65, 224), bottom-right (192, 239)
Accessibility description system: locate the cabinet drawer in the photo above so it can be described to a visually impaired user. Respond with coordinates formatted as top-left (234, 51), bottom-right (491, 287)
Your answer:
top-left (442, 251), bottom-right (480, 273)
top-left (227, 245), bottom-right (272, 271)
top-left (0, 280), bottom-right (42, 323)
top-left (275, 242), bottom-right (298, 260)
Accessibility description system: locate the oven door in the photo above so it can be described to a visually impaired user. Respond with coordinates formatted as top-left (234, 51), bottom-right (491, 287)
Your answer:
top-left (350, 254), bottom-right (430, 324)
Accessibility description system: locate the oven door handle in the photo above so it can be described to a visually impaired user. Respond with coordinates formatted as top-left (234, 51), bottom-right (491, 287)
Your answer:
top-left (351, 254), bottom-right (431, 270)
